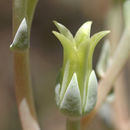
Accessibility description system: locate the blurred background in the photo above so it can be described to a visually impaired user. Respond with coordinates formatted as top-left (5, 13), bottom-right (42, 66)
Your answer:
top-left (0, 0), bottom-right (129, 130)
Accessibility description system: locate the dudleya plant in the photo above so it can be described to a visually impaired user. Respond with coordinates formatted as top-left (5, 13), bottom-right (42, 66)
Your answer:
top-left (53, 21), bottom-right (110, 117)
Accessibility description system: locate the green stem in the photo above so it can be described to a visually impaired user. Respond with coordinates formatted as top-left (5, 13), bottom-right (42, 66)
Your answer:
top-left (13, 0), bottom-right (27, 35)
top-left (66, 118), bottom-right (80, 130)
top-left (12, 21), bottom-right (40, 130)
top-left (13, 51), bottom-right (40, 130)
top-left (12, 0), bottom-right (40, 129)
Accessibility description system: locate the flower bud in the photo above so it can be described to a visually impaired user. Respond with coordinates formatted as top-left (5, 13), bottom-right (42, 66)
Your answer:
top-left (53, 21), bottom-right (110, 117)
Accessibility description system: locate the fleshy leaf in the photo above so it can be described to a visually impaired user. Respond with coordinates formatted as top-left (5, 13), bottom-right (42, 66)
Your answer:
top-left (74, 21), bottom-right (92, 46)
top-left (52, 31), bottom-right (73, 50)
top-left (60, 73), bottom-right (82, 116)
top-left (84, 70), bottom-right (98, 114)
top-left (96, 40), bottom-right (111, 77)
top-left (10, 18), bottom-right (29, 51)
top-left (53, 21), bottom-right (73, 40)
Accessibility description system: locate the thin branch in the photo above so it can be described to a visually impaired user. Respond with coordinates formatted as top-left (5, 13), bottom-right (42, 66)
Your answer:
top-left (113, 72), bottom-right (129, 130)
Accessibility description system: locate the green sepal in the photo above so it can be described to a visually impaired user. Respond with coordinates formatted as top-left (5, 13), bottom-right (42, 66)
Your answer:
top-left (74, 21), bottom-right (92, 46)
top-left (60, 73), bottom-right (82, 117)
top-left (90, 31), bottom-right (110, 50)
top-left (52, 31), bottom-right (73, 50)
top-left (10, 18), bottom-right (29, 51)
top-left (53, 21), bottom-right (73, 40)
top-left (84, 70), bottom-right (98, 114)
top-left (87, 31), bottom-right (110, 69)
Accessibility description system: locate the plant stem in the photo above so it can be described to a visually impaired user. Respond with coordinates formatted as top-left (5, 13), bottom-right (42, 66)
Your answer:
top-left (106, 2), bottom-right (123, 54)
top-left (12, 0), bottom-right (40, 129)
top-left (13, 0), bottom-right (26, 34)
top-left (66, 118), bottom-right (80, 130)
top-left (13, 51), bottom-right (40, 130)
top-left (113, 72), bottom-right (129, 130)
top-left (107, 3), bottom-right (130, 129)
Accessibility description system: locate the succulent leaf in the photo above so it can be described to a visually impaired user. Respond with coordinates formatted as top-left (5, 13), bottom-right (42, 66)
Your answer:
top-left (84, 70), bottom-right (98, 114)
top-left (10, 18), bottom-right (29, 51)
top-left (60, 73), bottom-right (82, 116)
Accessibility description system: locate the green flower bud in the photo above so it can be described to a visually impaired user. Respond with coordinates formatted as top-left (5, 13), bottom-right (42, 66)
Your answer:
top-left (53, 21), bottom-right (110, 117)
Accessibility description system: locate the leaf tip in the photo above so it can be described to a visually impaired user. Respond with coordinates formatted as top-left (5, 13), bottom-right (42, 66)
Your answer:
top-left (10, 18), bottom-right (29, 51)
